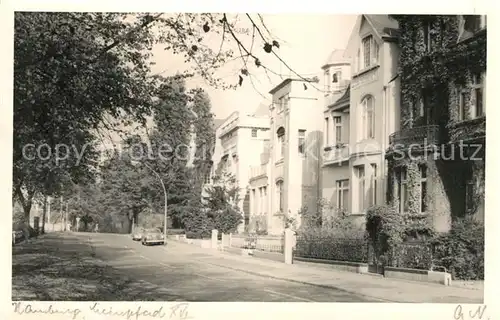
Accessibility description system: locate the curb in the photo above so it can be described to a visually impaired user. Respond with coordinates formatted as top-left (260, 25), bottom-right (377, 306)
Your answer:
top-left (201, 258), bottom-right (397, 303)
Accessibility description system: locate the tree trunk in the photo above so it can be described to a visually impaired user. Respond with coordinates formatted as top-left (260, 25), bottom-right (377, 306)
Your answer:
top-left (41, 195), bottom-right (48, 234)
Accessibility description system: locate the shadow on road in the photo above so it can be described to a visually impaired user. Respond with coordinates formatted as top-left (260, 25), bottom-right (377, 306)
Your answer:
top-left (12, 234), bottom-right (183, 301)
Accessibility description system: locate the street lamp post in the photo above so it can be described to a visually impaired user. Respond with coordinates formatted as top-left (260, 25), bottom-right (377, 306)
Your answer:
top-left (131, 160), bottom-right (167, 243)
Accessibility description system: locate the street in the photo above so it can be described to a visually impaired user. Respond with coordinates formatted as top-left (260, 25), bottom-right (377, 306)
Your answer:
top-left (12, 232), bottom-right (376, 302)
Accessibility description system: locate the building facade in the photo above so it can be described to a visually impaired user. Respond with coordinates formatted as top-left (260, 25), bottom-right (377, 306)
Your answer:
top-left (324, 14), bottom-right (401, 225)
top-left (265, 78), bottom-right (323, 234)
top-left (321, 50), bottom-right (352, 212)
top-left (205, 110), bottom-right (270, 232)
top-left (386, 15), bottom-right (486, 234)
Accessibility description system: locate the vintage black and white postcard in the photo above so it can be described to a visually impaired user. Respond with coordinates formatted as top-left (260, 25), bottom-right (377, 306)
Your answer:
top-left (1, 1), bottom-right (496, 319)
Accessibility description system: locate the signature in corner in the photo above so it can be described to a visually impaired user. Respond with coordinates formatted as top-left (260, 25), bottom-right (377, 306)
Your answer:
top-left (454, 305), bottom-right (488, 320)
top-left (169, 303), bottom-right (191, 320)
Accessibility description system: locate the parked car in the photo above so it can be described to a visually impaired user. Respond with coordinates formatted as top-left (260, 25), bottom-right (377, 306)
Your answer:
top-left (132, 227), bottom-right (145, 241)
top-left (141, 228), bottom-right (165, 246)
top-left (12, 230), bottom-right (24, 244)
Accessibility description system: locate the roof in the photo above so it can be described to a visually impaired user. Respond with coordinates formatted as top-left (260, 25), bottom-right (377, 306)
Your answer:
top-left (364, 15), bottom-right (400, 39)
top-left (322, 49), bottom-right (350, 69)
top-left (331, 85), bottom-right (350, 108)
top-left (344, 14), bottom-right (400, 59)
top-left (268, 78), bottom-right (319, 95)
top-left (213, 118), bottom-right (225, 129)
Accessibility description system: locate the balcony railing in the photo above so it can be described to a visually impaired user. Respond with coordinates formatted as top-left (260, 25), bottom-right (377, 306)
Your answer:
top-left (323, 144), bottom-right (350, 164)
top-left (249, 164), bottom-right (267, 180)
top-left (448, 116), bottom-right (486, 143)
top-left (389, 125), bottom-right (440, 149)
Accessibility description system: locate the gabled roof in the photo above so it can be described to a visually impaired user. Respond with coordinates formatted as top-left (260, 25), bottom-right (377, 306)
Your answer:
top-left (331, 85), bottom-right (350, 109)
top-left (364, 15), bottom-right (399, 39)
top-left (344, 15), bottom-right (400, 58)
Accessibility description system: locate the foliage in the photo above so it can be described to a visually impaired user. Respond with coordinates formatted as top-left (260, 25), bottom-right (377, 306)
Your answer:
top-left (365, 204), bottom-right (405, 265)
top-left (389, 15), bottom-right (486, 131)
top-left (431, 217), bottom-right (484, 280)
top-left (13, 12), bottom-right (311, 229)
top-left (298, 198), bottom-right (353, 233)
top-left (202, 172), bottom-right (243, 234)
top-left (295, 210), bottom-right (366, 262)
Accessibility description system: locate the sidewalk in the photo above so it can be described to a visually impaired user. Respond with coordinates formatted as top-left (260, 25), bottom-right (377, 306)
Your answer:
top-left (171, 240), bottom-right (484, 303)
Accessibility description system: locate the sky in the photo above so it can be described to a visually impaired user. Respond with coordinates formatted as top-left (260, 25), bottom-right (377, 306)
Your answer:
top-left (148, 14), bottom-right (358, 121)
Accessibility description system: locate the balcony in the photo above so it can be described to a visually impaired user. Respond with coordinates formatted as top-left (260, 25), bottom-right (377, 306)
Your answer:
top-left (448, 116), bottom-right (485, 144)
top-left (323, 144), bottom-right (350, 165)
top-left (388, 125), bottom-right (440, 150)
top-left (249, 164), bottom-right (267, 181)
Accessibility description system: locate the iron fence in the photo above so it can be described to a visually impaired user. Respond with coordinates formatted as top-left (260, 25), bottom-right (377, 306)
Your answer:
top-left (230, 234), bottom-right (284, 253)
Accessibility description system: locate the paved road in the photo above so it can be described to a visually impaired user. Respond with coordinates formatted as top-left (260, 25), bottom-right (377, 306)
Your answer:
top-left (13, 232), bottom-right (376, 302)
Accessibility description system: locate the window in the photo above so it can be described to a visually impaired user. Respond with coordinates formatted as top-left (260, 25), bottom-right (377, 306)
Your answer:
top-left (324, 70), bottom-right (331, 92)
top-left (397, 167), bottom-right (409, 213)
top-left (417, 90), bottom-right (431, 124)
top-left (332, 71), bottom-right (341, 83)
top-left (355, 166), bottom-right (366, 212)
top-left (277, 180), bottom-right (284, 212)
top-left (356, 49), bottom-right (361, 72)
top-left (277, 95), bottom-right (288, 112)
top-left (369, 164), bottom-right (377, 207)
top-left (362, 36), bottom-right (372, 68)
top-left (251, 129), bottom-right (258, 138)
top-left (258, 187), bottom-right (263, 214)
top-left (465, 180), bottom-right (474, 213)
top-left (334, 116), bottom-right (342, 144)
top-left (420, 165), bottom-right (427, 213)
top-left (471, 73), bottom-right (484, 118)
top-left (459, 90), bottom-right (467, 121)
top-left (362, 35), bottom-right (379, 69)
top-left (459, 72), bottom-right (485, 120)
top-left (423, 22), bottom-right (432, 52)
top-left (298, 129), bottom-right (306, 154)
top-left (336, 180), bottom-right (349, 210)
top-left (264, 187), bottom-right (267, 214)
top-left (252, 189), bottom-right (256, 215)
top-left (324, 117), bottom-right (330, 146)
top-left (362, 96), bottom-right (375, 139)
top-left (277, 127), bottom-right (285, 159)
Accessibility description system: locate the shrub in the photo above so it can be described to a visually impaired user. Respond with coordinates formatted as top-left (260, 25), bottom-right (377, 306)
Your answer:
top-left (366, 204), bottom-right (405, 266)
top-left (295, 214), bottom-right (367, 263)
top-left (431, 217), bottom-right (484, 280)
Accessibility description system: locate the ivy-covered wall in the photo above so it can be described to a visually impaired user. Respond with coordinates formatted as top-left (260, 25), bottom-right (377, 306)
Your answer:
top-left (391, 15), bottom-right (486, 136)
top-left (387, 15), bottom-right (486, 233)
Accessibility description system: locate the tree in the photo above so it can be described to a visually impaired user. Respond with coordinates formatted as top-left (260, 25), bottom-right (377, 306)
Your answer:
top-left (13, 12), bottom-right (313, 227)
top-left (202, 172), bottom-right (243, 234)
